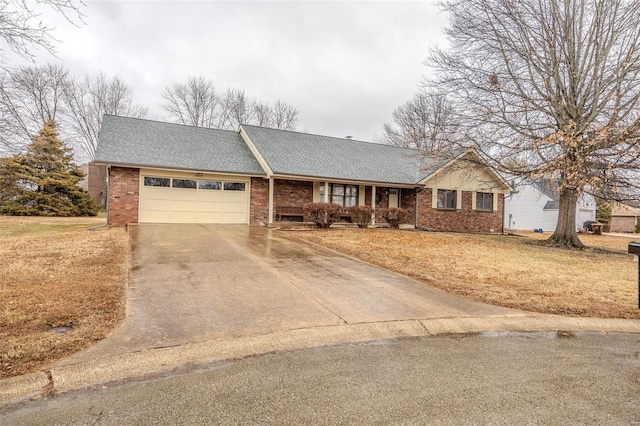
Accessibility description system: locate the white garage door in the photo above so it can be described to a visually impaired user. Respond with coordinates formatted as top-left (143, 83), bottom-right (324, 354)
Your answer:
top-left (140, 175), bottom-right (249, 224)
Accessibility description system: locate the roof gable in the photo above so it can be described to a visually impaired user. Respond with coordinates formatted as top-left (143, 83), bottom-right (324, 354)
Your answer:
top-left (95, 115), bottom-right (265, 175)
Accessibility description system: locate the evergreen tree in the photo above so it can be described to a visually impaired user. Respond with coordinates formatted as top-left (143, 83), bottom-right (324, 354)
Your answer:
top-left (0, 120), bottom-right (97, 216)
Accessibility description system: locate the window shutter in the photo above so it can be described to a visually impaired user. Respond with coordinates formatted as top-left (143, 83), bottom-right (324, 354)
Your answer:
top-left (432, 188), bottom-right (438, 208)
top-left (456, 190), bottom-right (462, 210)
top-left (471, 192), bottom-right (477, 211)
top-left (493, 192), bottom-right (499, 211)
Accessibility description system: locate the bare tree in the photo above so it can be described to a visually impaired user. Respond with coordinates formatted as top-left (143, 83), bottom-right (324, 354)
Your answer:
top-left (253, 101), bottom-right (274, 128)
top-left (428, 0), bottom-right (640, 248)
top-left (161, 76), bottom-right (219, 128)
top-left (0, 63), bottom-right (70, 153)
top-left (161, 76), bottom-right (300, 131)
top-left (381, 90), bottom-right (462, 154)
top-left (272, 99), bottom-right (299, 130)
top-left (220, 88), bottom-right (255, 130)
top-left (64, 72), bottom-right (148, 159)
top-left (0, 0), bottom-right (84, 61)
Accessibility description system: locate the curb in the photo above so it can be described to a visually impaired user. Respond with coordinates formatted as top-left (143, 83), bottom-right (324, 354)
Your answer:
top-left (2, 315), bottom-right (640, 409)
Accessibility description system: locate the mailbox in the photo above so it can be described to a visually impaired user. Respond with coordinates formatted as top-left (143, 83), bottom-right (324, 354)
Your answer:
top-left (629, 242), bottom-right (640, 255)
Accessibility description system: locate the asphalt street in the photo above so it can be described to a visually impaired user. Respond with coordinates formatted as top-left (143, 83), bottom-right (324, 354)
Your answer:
top-left (3, 331), bottom-right (639, 425)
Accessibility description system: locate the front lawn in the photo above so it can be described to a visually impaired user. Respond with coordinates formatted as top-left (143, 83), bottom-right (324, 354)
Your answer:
top-left (290, 229), bottom-right (639, 319)
top-left (0, 216), bottom-right (128, 379)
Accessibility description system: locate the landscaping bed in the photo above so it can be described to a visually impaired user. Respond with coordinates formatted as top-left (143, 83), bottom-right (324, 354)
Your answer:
top-left (0, 216), bottom-right (128, 379)
top-left (291, 228), bottom-right (640, 319)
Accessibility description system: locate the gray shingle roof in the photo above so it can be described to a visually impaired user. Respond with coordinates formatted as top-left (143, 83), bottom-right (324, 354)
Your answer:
top-left (95, 115), bottom-right (265, 176)
top-left (241, 125), bottom-right (441, 185)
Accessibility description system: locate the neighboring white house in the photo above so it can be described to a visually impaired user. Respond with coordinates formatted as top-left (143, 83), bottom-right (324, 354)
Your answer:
top-left (504, 181), bottom-right (596, 231)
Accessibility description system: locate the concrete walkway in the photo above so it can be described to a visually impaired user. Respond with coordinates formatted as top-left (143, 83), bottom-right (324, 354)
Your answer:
top-left (2, 224), bottom-right (640, 407)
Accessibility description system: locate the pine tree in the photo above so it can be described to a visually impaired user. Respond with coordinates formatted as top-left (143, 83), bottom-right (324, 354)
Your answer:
top-left (0, 120), bottom-right (97, 216)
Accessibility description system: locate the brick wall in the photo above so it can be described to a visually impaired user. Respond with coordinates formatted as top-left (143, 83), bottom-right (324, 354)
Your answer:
top-left (417, 188), bottom-right (504, 233)
top-left (250, 177), bottom-right (269, 224)
top-left (108, 167), bottom-right (140, 227)
top-left (371, 187), bottom-right (417, 225)
top-left (274, 179), bottom-right (313, 209)
top-left (401, 188), bottom-right (416, 225)
top-left (88, 162), bottom-right (107, 210)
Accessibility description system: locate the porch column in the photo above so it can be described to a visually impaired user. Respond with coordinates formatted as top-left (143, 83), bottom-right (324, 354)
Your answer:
top-left (371, 185), bottom-right (376, 225)
top-left (324, 182), bottom-right (329, 203)
top-left (268, 177), bottom-right (274, 225)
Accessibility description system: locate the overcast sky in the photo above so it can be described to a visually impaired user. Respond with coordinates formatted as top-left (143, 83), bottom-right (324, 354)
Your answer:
top-left (28, 0), bottom-right (449, 142)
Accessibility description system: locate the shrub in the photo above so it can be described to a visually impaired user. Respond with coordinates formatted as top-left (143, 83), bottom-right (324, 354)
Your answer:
top-left (384, 207), bottom-right (409, 229)
top-left (303, 202), bottom-right (342, 228)
top-left (349, 205), bottom-right (374, 228)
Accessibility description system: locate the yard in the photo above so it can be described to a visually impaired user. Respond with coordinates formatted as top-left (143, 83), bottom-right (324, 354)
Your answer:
top-left (0, 216), bottom-right (128, 379)
top-left (290, 228), bottom-right (640, 320)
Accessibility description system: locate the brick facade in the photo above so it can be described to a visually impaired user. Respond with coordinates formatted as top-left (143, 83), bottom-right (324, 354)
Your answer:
top-left (274, 179), bottom-right (313, 210)
top-left (88, 162), bottom-right (108, 210)
top-left (250, 177), bottom-right (269, 224)
top-left (250, 178), bottom-right (314, 224)
top-left (108, 167), bottom-right (140, 227)
top-left (109, 172), bottom-right (505, 232)
top-left (416, 188), bottom-right (504, 233)
top-left (370, 187), bottom-right (416, 225)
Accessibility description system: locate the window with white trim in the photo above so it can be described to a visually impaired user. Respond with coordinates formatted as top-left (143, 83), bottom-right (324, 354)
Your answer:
top-left (437, 189), bottom-right (457, 209)
top-left (476, 192), bottom-right (493, 211)
top-left (319, 183), bottom-right (358, 207)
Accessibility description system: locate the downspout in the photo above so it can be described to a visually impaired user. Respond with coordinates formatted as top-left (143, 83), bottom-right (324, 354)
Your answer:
top-left (415, 187), bottom-right (420, 228)
top-left (88, 164), bottom-right (110, 230)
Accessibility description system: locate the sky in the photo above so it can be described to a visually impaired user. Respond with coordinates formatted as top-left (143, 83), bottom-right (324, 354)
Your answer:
top-left (25, 0), bottom-right (449, 142)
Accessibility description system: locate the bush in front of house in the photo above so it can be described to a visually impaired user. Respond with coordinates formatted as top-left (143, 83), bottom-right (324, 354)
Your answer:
top-left (384, 207), bottom-right (409, 229)
top-left (349, 205), bottom-right (374, 228)
top-left (303, 202), bottom-right (342, 228)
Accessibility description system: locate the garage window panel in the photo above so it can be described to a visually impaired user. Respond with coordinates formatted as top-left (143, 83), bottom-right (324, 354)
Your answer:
top-left (223, 182), bottom-right (246, 191)
top-left (173, 179), bottom-right (197, 189)
top-left (199, 180), bottom-right (221, 190)
top-left (144, 177), bottom-right (170, 187)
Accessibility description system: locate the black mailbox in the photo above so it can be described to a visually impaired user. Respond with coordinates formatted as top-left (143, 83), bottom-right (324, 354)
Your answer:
top-left (629, 242), bottom-right (640, 255)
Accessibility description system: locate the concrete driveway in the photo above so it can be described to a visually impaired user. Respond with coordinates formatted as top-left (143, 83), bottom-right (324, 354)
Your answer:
top-left (65, 224), bottom-right (520, 362)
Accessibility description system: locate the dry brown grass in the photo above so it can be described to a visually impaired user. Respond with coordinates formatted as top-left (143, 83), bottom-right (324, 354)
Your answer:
top-left (0, 216), bottom-right (127, 379)
top-left (290, 228), bottom-right (640, 319)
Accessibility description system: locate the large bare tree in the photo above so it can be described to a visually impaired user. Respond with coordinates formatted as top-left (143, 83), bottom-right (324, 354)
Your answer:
top-left (381, 90), bottom-right (462, 154)
top-left (161, 76), bottom-right (220, 128)
top-left (429, 0), bottom-right (640, 248)
top-left (161, 76), bottom-right (300, 131)
top-left (0, 0), bottom-right (84, 61)
top-left (0, 63), bottom-right (70, 153)
top-left (64, 72), bottom-right (148, 159)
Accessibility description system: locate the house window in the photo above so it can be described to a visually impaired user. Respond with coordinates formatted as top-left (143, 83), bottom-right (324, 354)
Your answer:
top-left (199, 180), bottom-right (221, 190)
top-left (437, 189), bottom-right (457, 209)
top-left (144, 177), bottom-right (170, 187)
top-left (320, 183), bottom-right (358, 207)
top-left (172, 179), bottom-right (197, 189)
top-left (223, 182), bottom-right (245, 191)
top-left (476, 192), bottom-right (493, 211)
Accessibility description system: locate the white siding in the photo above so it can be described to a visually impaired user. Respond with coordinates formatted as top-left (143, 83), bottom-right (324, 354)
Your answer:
top-left (543, 209), bottom-right (558, 232)
top-left (504, 185), bottom-right (551, 230)
top-left (505, 185), bottom-right (597, 231)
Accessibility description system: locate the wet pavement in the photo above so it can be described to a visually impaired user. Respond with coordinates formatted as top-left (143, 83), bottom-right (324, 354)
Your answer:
top-left (61, 224), bottom-right (523, 363)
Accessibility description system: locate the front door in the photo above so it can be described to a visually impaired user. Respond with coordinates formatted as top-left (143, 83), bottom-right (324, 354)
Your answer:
top-left (388, 189), bottom-right (399, 208)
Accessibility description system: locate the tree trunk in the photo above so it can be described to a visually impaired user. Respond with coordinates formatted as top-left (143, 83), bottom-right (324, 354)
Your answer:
top-left (546, 188), bottom-right (584, 249)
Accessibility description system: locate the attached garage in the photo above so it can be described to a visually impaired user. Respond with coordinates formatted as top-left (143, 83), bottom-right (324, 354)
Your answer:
top-left (139, 170), bottom-right (250, 224)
